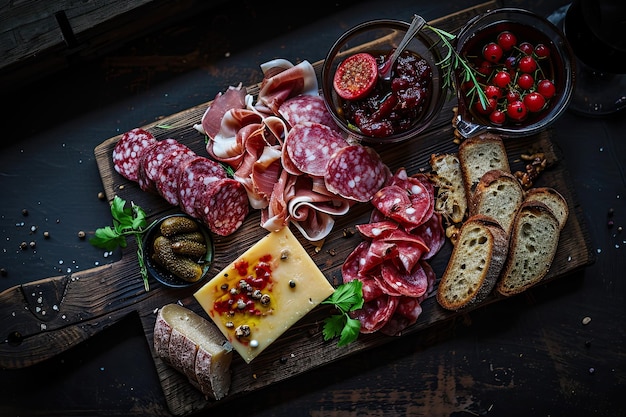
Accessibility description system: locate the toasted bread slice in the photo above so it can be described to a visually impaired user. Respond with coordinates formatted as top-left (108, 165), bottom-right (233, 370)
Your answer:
top-left (496, 202), bottom-right (561, 297)
top-left (436, 215), bottom-right (509, 311)
top-left (154, 304), bottom-right (233, 400)
top-left (429, 153), bottom-right (468, 224)
top-left (471, 169), bottom-right (525, 236)
top-left (459, 133), bottom-right (510, 200)
top-left (524, 187), bottom-right (569, 230)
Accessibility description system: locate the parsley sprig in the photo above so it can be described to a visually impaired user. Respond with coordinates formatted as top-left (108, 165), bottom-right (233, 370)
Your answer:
top-left (90, 196), bottom-right (156, 291)
top-left (425, 24), bottom-right (489, 110)
top-left (322, 280), bottom-right (364, 347)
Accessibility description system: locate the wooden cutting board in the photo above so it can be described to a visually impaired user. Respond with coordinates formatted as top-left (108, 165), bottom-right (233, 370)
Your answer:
top-left (0, 2), bottom-right (595, 415)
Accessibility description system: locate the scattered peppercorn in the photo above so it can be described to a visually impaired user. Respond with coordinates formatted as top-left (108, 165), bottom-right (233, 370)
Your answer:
top-left (289, 280), bottom-right (296, 288)
top-left (0, 268), bottom-right (7, 277)
top-left (19, 242), bottom-right (28, 250)
top-left (43, 231), bottom-right (50, 239)
top-left (608, 208), bottom-right (614, 217)
top-left (29, 241), bottom-right (36, 249)
top-left (22, 209), bottom-right (28, 216)
top-left (77, 231), bottom-right (86, 239)
top-left (98, 191), bottom-right (106, 200)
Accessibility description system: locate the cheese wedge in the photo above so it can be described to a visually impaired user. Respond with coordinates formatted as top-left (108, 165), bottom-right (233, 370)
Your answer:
top-left (194, 226), bottom-right (335, 363)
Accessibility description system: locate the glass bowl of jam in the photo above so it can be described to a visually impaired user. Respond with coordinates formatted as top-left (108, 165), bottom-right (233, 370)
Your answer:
top-left (453, 8), bottom-right (576, 138)
top-left (321, 18), bottom-right (446, 145)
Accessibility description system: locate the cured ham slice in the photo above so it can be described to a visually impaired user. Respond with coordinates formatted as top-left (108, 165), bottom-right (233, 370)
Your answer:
top-left (200, 85), bottom-right (248, 139)
top-left (256, 60), bottom-right (318, 115)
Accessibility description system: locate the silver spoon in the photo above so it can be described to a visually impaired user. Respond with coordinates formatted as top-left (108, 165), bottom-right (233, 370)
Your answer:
top-left (379, 14), bottom-right (427, 81)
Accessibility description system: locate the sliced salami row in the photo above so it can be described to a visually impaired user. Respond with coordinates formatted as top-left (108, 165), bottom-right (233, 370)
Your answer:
top-left (341, 168), bottom-right (445, 336)
top-left (112, 129), bottom-right (249, 236)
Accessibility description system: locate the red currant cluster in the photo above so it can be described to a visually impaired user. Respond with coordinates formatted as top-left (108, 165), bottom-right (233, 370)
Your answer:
top-left (463, 30), bottom-right (557, 126)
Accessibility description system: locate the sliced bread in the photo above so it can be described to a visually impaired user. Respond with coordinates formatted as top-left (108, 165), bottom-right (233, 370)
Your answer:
top-left (436, 215), bottom-right (509, 311)
top-left (470, 169), bottom-right (525, 236)
top-left (458, 133), bottom-right (510, 200)
top-left (524, 187), bottom-right (569, 230)
top-left (495, 201), bottom-right (561, 297)
top-left (429, 153), bottom-right (468, 224)
top-left (154, 304), bottom-right (233, 400)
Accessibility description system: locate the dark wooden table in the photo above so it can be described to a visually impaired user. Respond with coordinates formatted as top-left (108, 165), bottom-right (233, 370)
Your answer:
top-left (1, 1), bottom-right (624, 416)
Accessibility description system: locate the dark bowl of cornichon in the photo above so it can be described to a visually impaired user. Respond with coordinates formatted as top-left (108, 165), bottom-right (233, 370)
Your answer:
top-left (143, 213), bottom-right (214, 288)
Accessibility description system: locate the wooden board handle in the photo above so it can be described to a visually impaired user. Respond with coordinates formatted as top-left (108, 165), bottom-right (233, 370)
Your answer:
top-left (0, 257), bottom-right (154, 369)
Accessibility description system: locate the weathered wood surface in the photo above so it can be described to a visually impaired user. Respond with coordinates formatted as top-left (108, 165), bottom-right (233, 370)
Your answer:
top-left (0, 0), bottom-right (222, 92)
top-left (0, 2), bottom-right (595, 416)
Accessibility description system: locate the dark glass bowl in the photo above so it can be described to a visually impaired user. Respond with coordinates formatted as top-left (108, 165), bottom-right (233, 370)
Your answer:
top-left (321, 19), bottom-right (446, 145)
top-left (453, 8), bottom-right (576, 138)
top-left (142, 213), bottom-right (214, 288)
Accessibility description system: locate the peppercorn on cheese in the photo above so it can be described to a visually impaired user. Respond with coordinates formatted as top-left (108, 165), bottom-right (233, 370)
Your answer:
top-left (194, 226), bottom-right (335, 363)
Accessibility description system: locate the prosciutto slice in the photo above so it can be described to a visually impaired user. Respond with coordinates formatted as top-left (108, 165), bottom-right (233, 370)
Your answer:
top-left (256, 60), bottom-right (318, 115)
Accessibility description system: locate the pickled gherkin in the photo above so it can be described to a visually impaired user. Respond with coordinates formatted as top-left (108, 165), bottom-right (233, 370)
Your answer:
top-left (152, 236), bottom-right (204, 282)
top-left (160, 216), bottom-right (199, 237)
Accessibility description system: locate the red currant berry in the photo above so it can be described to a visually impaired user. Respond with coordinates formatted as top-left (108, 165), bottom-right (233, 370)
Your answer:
top-left (477, 60), bottom-right (492, 77)
top-left (484, 84), bottom-right (502, 100)
top-left (534, 43), bottom-right (550, 59)
top-left (524, 91), bottom-right (547, 112)
top-left (493, 70), bottom-right (512, 88)
top-left (519, 42), bottom-right (534, 55)
top-left (506, 89), bottom-right (521, 103)
top-left (489, 109), bottom-right (506, 125)
top-left (497, 31), bottom-right (517, 51)
top-left (507, 100), bottom-right (528, 121)
top-left (483, 42), bottom-right (503, 63)
top-left (474, 97), bottom-right (497, 115)
top-left (537, 79), bottom-right (556, 99)
top-left (518, 56), bottom-right (538, 73)
top-left (518, 73), bottom-right (535, 90)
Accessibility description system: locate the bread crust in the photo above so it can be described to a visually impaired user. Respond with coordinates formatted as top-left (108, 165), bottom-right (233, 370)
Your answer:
top-left (154, 304), bottom-right (233, 400)
top-left (495, 201), bottom-right (561, 296)
top-left (458, 133), bottom-right (510, 200)
top-left (524, 186), bottom-right (569, 230)
top-left (436, 214), bottom-right (509, 311)
top-left (471, 169), bottom-right (525, 236)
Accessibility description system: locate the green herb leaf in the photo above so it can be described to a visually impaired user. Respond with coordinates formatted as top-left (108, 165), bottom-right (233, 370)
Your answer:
top-left (321, 280), bottom-right (364, 346)
top-left (89, 196), bottom-right (151, 291)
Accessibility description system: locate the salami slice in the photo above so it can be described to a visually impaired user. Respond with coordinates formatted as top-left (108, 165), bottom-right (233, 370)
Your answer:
top-left (355, 220), bottom-right (399, 240)
top-left (413, 212), bottom-right (445, 260)
top-left (138, 139), bottom-right (179, 193)
top-left (284, 122), bottom-right (348, 177)
top-left (112, 128), bottom-right (157, 182)
top-left (325, 145), bottom-right (387, 202)
top-left (341, 241), bottom-right (370, 283)
top-left (177, 156), bottom-right (227, 217)
top-left (197, 178), bottom-right (249, 236)
top-left (379, 296), bottom-right (423, 336)
top-left (350, 294), bottom-right (398, 334)
top-left (380, 260), bottom-right (429, 298)
top-left (278, 94), bottom-right (341, 132)
top-left (155, 143), bottom-right (197, 206)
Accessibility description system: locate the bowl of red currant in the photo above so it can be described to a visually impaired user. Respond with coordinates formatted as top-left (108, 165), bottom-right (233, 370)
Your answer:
top-left (321, 18), bottom-right (446, 145)
top-left (453, 8), bottom-right (576, 138)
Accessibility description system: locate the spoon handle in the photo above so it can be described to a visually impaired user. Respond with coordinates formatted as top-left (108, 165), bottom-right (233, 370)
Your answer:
top-left (380, 14), bottom-right (426, 79)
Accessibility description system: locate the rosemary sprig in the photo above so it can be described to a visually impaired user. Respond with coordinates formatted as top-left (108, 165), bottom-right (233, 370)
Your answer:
top-left (425, 24), bottom-right (489, 110)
